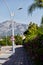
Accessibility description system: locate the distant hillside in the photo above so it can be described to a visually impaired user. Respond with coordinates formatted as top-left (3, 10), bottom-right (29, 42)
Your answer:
top-left (0, 20), bottom-right (28, 37)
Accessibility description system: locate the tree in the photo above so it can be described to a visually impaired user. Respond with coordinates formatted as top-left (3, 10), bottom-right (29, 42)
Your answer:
top-left (24, 22), bottom-right (38, 35)
top-left (28, 0), bottom-right (43, 34)
top-left (24, 22), bottom-right (39, 43)
top-left (28, 0), bottom-right (43, 14)
top-left (15, 34), bottom-right (23, 45)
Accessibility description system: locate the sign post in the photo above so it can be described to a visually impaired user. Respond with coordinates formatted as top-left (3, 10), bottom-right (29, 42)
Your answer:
top-left (11, 35), bottom-right (15, 53)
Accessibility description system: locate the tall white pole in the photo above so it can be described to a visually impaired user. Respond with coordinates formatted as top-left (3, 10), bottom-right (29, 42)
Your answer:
top-left (11, 13), bottom-right (15, 53)
top-left (2, 0), bottom-right (22, 53)
top-left (3, 0), bottom-right (15, 53)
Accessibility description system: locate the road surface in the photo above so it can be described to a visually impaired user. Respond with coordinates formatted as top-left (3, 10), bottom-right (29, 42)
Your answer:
top-left (2, 45), bottom-right (32, 65)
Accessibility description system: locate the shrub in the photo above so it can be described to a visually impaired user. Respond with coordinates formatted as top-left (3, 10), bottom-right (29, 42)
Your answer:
top-left (0, 36), bottom-right (12, 46)
top-left (23, 22), bottom-right (43, 65)
top-left (15, 34), bottom-right (23, 45)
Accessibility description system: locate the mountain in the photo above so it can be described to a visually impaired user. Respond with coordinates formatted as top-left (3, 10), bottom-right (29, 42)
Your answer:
top-left (0, 20), bottom-right (28, 37)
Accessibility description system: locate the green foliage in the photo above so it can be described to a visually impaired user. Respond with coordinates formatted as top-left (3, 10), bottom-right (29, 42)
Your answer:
top-left (38, 27), bottom-right (43, 34)
top-left (28, 0), bottom-right (43, 14)
top-left (23, 22), bottom-right (43, 65)
top-left (24, 22), bottom-right (38, 43)
top-left (6, 36), bottom-right (12, 45)
top-left (0, 35), bottom-right (23, 46)
top-left (24, 22), bottom-right (38, 35)
top-left (0, 36), bottom-right (12, 46)
top-left (0, 39), bottom-right (6, 46)
top-left (15, 34), bottom-right (23, 45)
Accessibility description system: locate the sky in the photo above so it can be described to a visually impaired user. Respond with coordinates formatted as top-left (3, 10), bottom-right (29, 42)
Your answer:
top-left (0, 0), bottom-right (43, 25)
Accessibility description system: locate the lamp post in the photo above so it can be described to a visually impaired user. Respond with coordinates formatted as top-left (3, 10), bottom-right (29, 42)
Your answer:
top-left (2, 0), bottom-right (23, 53)
top-left (3, 0), bottom-right (15, 53)
top-left (11, 12), bottom-right (15, 53)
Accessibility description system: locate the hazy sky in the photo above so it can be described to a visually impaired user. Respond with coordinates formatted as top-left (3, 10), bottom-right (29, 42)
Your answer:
top-left (0, 0), bottom-right (43, 25)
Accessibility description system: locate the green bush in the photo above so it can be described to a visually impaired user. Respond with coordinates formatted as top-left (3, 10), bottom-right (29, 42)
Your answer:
top-left (15, 34), bottom-right (23, 45)
top-left (24, 22), bottom-right (38, 43)
top-left (23, 22), bottom-right (43, 65)
top-left (0, 36), bottom-right (12, 46)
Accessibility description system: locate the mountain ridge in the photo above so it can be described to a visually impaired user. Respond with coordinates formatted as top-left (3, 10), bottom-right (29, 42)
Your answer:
top-left (0, 20), bottom-right (28, 37)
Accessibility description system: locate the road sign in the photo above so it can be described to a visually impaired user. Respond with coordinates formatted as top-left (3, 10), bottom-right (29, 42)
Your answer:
top-left (10, 36), bottom-right (15, 41)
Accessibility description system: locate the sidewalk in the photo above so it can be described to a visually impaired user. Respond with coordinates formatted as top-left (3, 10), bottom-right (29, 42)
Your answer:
top-left (0, 46), bottom-right (13, 65)
top-left (0, 45), bottom-right (22, 65)
top-left (0, 45), bottom-right (32, 65)
top-left (2, 45), bottom-right (31, 65)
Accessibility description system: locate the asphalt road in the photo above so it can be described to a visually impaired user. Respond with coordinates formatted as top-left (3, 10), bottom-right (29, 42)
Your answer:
top-left (2, 46), bottom-right (32, 65)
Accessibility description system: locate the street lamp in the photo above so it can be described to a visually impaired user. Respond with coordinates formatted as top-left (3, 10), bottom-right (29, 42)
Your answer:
top-left (11, 12), bottom-right (15, 53)
top-left (2, 0), bottom-right (23, 53)
top-left (2, 0), bottom-right (15, 53)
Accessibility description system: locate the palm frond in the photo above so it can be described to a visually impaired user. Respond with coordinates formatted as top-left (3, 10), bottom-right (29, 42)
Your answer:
top-left (28, 3), bottom-right (37, 14)
top-left (28, 0), bottom-right (43, 14)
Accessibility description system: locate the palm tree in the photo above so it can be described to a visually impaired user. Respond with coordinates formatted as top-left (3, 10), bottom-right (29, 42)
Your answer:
top-left (28, 0), bottom-right (43, 14)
